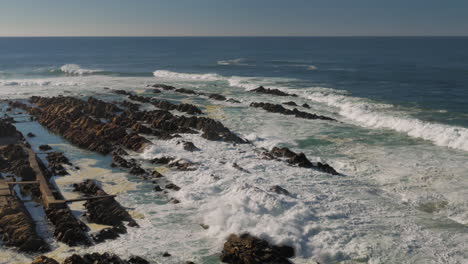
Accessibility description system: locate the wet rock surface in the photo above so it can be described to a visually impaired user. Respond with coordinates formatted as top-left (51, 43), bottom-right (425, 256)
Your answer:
top-left (250, 102), bottom-right (336, 121)
top-left (46, 151), bottom-right (72, 176)
top-left (73, 179), bottom-right (138, 227)
top-left (0, 197), bottom-right (49, 252)
top-left (265, 147), bottom-right (339, 175)
top-left (59, 253), bottom-right (150, 264)
top-left (251, 86), bottom-right (298, 97)
top-left (220, 233), bottom-right (294, 264)
top-left (31, 256), bottom-right (60, 264)
top-left (14, 96), bottom-right (151, 154)
top-left (45, 207), bottom-right (91, 247)
top-left (0, 118), bottom-right (17, 137)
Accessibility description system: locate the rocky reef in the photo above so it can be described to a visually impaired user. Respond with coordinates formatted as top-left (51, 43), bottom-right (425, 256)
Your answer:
top-left (220, 234), bottom-right (294, 264)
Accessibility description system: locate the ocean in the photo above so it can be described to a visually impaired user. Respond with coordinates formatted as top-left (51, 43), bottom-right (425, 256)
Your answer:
top-left (0, 37), bottom-right (467, 264)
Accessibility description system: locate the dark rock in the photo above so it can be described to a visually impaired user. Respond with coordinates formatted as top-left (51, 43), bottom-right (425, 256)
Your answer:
top-left (46, 152), bottom-right (72, 176)
top-left (113, 90), bottom-right (131, 96)
top-left (0, 197), bottom-right (49, 252)
top-left (39, 145), bottom-right (52, 151)
top-left (165, 183), bottom-right (181, 191)
top-left (182, 141), bottom-right (199, 152)
top-left (31, 256), bottom-right (59, 264)
top-left (27, 132), bottom-right (36, 138)
top-left (282, 101), bottom-right (297, 106)
top-left (154, 185), bottom-right (163, 192)
top-left (302, 103), bottom-right (311, 108)
top-left (209, 94), bottom-right (227, 101)
top-left (151, 84), bottom-right (176, 90)
top-left (162, 252), bottom-right (172, 257)
top-left (0, 118), bottom-right (17, 137)
top-left (268, 147), bottom-right (339, 175)
top-left (151, 170), bottom-right (164, 178)
top-left (232, 162), bottom-right (250, 173)
top-left (270, 185), bottom-right (290, 196)
top-left (92, 224), bottom-right (127, 243)
top-left (150, 156), bottom-right (175, 165)
top-left (220, 233), bottom-right (294, 264)
top-left (127, 256), bottom-right (150, 264)
top-left (226, 98), bottom-right (241, 103)
top-left (251, 86), bottom-right (297, 97)
top-left (175, 88), bottom-right (197, 95)
top-left (250, 102), bottom-right (336, 121)
top-left (74, 180), bottom-right (138, 227)
top-left (45, 207), bottom-right (91, 247)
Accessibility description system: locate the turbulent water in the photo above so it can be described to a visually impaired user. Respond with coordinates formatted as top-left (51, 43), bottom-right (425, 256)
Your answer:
top-left (1, 37), bottom-right (468, 264)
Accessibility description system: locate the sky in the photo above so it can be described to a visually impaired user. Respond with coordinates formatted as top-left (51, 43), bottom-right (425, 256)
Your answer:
top-left (0, 0), bottom-right (467, 37)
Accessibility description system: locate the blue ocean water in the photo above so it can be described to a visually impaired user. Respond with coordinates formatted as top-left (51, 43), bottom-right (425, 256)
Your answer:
top-left (1, 37), bottom-right (468, 264)
top-left (1, 37), bottom-right (467, 126)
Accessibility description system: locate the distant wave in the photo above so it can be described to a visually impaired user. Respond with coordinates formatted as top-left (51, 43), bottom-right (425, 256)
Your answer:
top-left (217, 58), bottom-right (250, 66)
top-left (307, 65), bottom-right (318, 70)
top-left (52, 64), bottom-right (103, 75)
top-left (152, 69), bottom-right (468, 152)
top-left (0, 79), bottom-right (82, 86)
top-left (153, 70), bottom-right (223, 81)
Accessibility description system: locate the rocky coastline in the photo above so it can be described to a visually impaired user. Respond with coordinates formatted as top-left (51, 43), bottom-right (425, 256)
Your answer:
top-left (0, 83), bottom-right (339, 264)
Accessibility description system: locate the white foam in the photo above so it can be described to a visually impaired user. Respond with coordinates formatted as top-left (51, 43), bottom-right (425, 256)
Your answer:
top-left (305, 91), bottom-right (468, 152)
top-left (153, 70), bottom-right (223, 81)
top-left (58, 64), bottom-right (102, 75)
top-left (307, 65), bottom-right (318, 70)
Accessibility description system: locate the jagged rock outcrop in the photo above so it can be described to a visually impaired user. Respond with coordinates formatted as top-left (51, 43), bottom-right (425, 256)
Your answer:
top-left (0, 197), bottom-right (49, 252)
top-left (251, 86), bottom-right (298, 97)
top-left (220, 234), bottom-right (294, 264)
top-left (265, 147), bottom-right (339, 175)
top-left (46, 152), bottom-right (72, 176)
top-left (73, 180), bottom-right (138, 227)
top-left (0, 118), bottom-right (17, 137)
top-left (45, 207), bottom-right (91, 247)
top-left (250, 102), bottom-right (336, 121)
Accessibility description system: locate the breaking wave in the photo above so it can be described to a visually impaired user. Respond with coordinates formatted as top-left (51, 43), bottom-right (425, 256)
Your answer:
top-left (54, 64), bottom-right (103, 75)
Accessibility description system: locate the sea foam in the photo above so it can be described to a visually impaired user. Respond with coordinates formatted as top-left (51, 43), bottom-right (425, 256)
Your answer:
top-left (305, 91), bottom-right (468, 152)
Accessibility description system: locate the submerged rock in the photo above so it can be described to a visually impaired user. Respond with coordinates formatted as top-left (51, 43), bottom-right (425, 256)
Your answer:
top-left (39, 144), bottom-right (52, 151)
top-left (209, 93), bottom-right (227, 101)
top-left (220, 233), bottom-right (294, 264)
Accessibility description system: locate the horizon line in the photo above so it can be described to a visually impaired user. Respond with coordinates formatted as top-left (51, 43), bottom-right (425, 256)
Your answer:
top-left (0, 35), bottom-right (467, 38)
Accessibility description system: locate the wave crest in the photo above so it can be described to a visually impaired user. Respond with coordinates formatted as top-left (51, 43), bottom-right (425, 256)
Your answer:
top-left (305, 92), bottom-right (468, 152)
top-left (55, 64), bottom-right (103, 75)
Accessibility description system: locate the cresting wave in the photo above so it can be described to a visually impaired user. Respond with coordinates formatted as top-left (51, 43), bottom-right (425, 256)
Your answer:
top-left (304, 92), bottom-right (468, 152)
top-left (153, 69), bottom-right (468, 152)
top-left (55, 64), bottom-right (103, 75)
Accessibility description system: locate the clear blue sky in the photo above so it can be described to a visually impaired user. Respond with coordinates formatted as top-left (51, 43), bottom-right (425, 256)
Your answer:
top-left (1, 0), bottom-right (467, 36)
